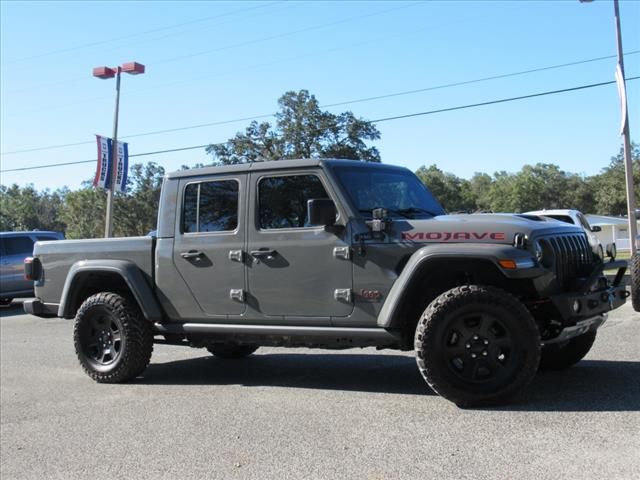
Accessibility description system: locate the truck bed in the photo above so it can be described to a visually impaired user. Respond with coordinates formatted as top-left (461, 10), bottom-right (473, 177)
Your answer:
top-left (34, 236), bottom-right (155, 307)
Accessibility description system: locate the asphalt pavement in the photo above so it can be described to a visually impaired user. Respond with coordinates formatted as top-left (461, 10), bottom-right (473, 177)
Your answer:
top-left (1, 301), bottom-right (639, 480)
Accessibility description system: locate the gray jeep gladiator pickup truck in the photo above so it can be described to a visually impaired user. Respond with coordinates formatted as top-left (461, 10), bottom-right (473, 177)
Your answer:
top-left (24, 159), bottom-right (628, 406)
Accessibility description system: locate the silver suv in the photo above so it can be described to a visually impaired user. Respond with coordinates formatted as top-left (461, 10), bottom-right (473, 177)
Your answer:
top-left (0, 231), bottom-right (63, 305)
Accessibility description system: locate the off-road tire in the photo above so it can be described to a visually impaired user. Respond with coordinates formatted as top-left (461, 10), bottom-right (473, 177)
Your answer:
top-left (631, 253), bottom-right (640, 313)
top-left (206, 344), bottom-right (259, 359)
top-left (415, 285), bottom-right (541, 407)
top-left (539, 330), bottom-right (596, 371)
top-left (73, 292), bottom-right (153, 383)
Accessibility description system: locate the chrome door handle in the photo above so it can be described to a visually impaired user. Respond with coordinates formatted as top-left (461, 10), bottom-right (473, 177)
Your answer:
top-left (180, 250), bottom-right (203, 260)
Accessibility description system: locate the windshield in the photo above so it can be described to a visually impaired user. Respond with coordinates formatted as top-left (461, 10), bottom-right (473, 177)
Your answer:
top-left (332, 165), bottom-right (445, 218)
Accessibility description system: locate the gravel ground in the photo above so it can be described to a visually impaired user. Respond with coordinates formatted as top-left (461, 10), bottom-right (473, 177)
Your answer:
top-left (1, 301), bottom-right (639, 480)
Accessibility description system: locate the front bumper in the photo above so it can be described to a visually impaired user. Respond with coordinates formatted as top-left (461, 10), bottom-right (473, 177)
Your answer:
top-left (550, 259), bottom-right (627, 321)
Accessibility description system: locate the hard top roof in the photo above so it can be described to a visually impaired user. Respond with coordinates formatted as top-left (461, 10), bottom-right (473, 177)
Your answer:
top-left (166, 158), bottom-right (409, 180)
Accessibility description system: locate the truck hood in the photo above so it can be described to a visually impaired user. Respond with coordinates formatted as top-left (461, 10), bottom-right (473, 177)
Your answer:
top-left (391, 213), bottom-right (582, 244)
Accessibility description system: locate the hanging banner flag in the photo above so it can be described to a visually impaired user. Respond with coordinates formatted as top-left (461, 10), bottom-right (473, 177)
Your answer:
top-left (615, 64), bottom-right (628, 136)
top-left (93, 135), bottom-right (112, 189)
top-left (114, 141), bottom-right (129, 192)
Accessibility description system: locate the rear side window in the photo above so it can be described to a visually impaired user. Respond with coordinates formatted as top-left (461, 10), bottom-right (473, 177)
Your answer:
top-left (258, 174), bottom-right (329, 229)
top-left (183, 180), bottom-right (239, 233)
top-left (0, 236), bottom-right (35, 255)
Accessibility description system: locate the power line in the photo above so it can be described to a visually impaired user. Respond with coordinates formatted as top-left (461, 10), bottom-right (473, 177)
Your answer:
top-left (2, 76), bottom-right (637, 174)
top-left (150, 2), bottom-right (424, 67)
top-left (1, 2), bottom-right (284, 65)
top-left (1, 1), bottom-right (427, 118)
top-left (371, 76), bottom-right (639, 123)
top-left (3, 2), bottom-right (291, 94)
top-left (2, 50), bottom-right (637, 156)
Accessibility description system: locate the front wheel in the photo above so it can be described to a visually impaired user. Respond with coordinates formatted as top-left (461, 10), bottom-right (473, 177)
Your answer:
top-left (73, 292), bottom-right (153, 383)
top-left (415, 285), bottom-right (541, 407)
top-left (539, 330), bottom-right (596, 371)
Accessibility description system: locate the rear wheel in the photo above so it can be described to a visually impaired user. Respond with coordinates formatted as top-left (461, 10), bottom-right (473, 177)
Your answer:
top-left (631, 253), bottom-right (640, 313)
top-left (539, 330), bottom-right (596, 371)
top-left (415, 285), bottom-right (541, 407)
top-left (73, 292), bottom-right (153, 383)
top-left (206, 344), bottom-right (258, 359)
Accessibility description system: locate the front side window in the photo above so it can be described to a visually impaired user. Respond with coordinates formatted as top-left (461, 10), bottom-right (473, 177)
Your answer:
top-left (183, 180), bottom-right (239, 233)
top-left (259, 174), bottom-right (329, 229)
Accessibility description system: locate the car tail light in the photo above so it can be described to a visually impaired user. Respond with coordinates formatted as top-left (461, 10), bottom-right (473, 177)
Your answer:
top-left (24, 257), bottom-right (42, 281)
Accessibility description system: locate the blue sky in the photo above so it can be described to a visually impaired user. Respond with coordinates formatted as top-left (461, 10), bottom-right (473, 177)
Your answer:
top-left (1, 0), bottom-right (639, 191)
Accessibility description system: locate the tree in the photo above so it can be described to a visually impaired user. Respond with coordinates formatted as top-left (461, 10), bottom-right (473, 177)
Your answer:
top-left (59, 162), bottom-right (165, 239)
top-left (207, 90), bottom-right (381, 164)
top-left (591, 143), bottom-right (639, 216)
top-left (415, 165), bottom-right (474, 212)
top-left (0, 184), bottom-right (66, 232)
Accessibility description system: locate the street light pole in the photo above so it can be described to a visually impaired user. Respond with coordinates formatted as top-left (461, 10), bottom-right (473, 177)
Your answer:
top-left (612, 0), bottom-right (637, 255)
top-left (93, 61), bottom-right (145, 238)
top-left (104, 66), bottom-right (122, 238)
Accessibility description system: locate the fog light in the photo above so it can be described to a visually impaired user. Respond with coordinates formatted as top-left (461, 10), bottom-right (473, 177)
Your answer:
top-left (572, 300), bottom-right (581, 313)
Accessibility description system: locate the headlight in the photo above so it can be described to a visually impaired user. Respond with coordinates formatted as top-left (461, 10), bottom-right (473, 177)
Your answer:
top-left (533, 239), bottom-right (554, 268)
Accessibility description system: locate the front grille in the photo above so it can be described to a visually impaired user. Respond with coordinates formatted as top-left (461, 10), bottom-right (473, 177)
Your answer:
top-left (541, 233), bottom-right (594, 290)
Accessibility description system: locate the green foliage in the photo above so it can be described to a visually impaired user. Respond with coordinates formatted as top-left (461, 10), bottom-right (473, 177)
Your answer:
top-left (415, 165), bottom-right (475, 212)
top-left (0, 184), bottom-right (67, 232)
top-left (416, 143), bottom-right (636, 214)
top-left (207, 90), bottom-right (381, 164)
top-left (0, 162), bottom-right (165, 239)
top-left (590, 144), bottom-right (640, 216)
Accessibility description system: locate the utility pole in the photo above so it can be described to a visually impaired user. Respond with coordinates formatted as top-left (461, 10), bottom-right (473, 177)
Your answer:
top-left (613, 0), bottom-right (637, 255)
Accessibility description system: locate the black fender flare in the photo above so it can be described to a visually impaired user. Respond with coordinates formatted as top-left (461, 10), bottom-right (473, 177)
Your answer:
top-left (377, 243), bottom-right (543, 329)
top-left (58, 260), bottom-right (163, 322)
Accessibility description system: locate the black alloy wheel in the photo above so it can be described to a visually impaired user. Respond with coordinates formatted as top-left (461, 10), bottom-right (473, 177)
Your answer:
top-left (74, 292), bottom-right (153, 383)
top-left (77, 306), bottom-right (124, 368)
top-left (415, 285), bottom-right (541, 407)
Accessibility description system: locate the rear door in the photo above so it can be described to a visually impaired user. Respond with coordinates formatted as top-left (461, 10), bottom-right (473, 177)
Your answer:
top-left (173, 174), bottom-right (247, 316)
top-left (247, 170), bottom-right (353, 318)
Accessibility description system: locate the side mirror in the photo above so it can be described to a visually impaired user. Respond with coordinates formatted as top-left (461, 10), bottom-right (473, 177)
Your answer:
top-left (308, 198), bottom-right (337, 227)
top-left (591, 226), bottom-right (602, 232)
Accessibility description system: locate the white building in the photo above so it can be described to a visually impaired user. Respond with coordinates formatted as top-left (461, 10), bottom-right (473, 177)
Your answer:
top-left (585, 214), bottom-right (639, 251)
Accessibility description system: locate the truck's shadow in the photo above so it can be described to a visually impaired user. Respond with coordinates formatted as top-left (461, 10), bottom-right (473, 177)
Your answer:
top-left (138, 354), bottom-right (640, 411)
top-left (0, 301), bottom-right (28, 318)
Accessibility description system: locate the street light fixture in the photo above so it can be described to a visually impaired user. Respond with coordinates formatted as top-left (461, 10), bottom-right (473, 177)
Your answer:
top-left (92, 61), bottom-right (145, 238)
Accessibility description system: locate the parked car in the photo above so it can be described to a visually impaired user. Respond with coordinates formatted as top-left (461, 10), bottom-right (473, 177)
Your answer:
top-left (0, 231), bottom-right (64, 305)
top-left (525, 209), bottom-right (605, 259)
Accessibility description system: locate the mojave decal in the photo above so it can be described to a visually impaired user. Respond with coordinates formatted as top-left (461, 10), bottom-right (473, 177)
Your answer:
top-left (401, 231), bottom-right (506, 241)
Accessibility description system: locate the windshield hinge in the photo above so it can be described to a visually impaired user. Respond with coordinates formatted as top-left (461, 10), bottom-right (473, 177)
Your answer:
top-left (334, 289), bottom-right (352, 303)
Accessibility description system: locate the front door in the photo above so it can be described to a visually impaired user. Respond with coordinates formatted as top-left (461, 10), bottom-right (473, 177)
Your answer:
top-left (247, 171), bottom-right (353, 318)
top-left (173, 174), bottom-right (246, 316)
